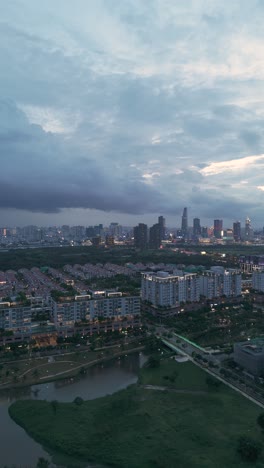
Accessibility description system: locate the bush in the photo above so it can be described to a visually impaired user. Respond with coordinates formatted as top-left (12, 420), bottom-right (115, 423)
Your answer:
top-left (237, 436), bottom-right (262, 462)
top-left (257, 413), bottom-right (264, 430)
top-left (74, 396), bottom-right (84, 406)
top-left (147, 355), bottom-right (160, 368)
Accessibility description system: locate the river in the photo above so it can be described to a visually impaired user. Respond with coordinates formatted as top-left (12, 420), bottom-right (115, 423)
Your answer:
top-left (0, 352), bottom-right (146, 468)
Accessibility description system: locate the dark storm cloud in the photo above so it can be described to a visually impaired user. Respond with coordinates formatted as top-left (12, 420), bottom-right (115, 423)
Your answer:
top-left (1, 0), bottom-right (264, 225)
top-left (0, 100), bottom-right (168, 215)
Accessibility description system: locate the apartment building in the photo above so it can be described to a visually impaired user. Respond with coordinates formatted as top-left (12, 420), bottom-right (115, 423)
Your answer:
top-left (141, 271), bottom-right (200, 308)
top-left (0, 302), bottom-right (32, 333)
top-left (252, 271), bottom-right (264, 292)
top-left (200, 267), bottom-right (241, 299)
top-left (51, 291), bottom-right (141, 330)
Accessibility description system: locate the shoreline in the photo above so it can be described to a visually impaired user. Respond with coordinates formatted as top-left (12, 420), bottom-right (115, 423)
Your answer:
top-left (9, 358), bottom-right (264, 468)
top-left (0, 346), bottom-right (145, 392)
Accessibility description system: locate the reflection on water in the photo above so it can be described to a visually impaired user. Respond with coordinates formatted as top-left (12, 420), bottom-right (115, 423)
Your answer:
top-left (0, 353), bottom-right (145, 467)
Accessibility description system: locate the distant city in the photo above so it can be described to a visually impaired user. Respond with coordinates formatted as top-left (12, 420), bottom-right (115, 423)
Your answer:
top-left (0, 208), bottom-right (263, 249)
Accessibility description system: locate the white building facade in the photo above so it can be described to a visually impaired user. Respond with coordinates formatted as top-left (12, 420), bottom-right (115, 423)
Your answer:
top-left (200, 267), bottom-right (241, 299)
top-left (141, 271), bottom-right (200, 307)
top-left (0, 303), bottom-right (32, 333)
top-left (51, 294), bottom-right (140, 328)
top-left (252, 271), bottom-right (264, 292)
top-left (142, 268), bottom-right (242, 307)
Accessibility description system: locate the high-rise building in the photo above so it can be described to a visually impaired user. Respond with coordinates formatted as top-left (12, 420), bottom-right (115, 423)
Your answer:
top-left (109, 223), bottom-right (122, 237)
top-left (252, 271), bottom-right (264, 292)
top-left (181, 207), bottom-right (188, 238)
top-left (193, 218), bottom-right (201, 238)
top-left (201, 226), bottom-right (208, 238)
top-left (149, 223), bottom-right (161, 249)
top-left (92, 235), bottom-right (101, 246)
top-left (158, 216), bottom-right (165, 240)
top-left (105, 235), bottom-right (115, 246)
top-left (200, 267), bottom-right (241, 298)
top-left (141, 271), bottom-right (200, 308)
top-left (245, 217), bottom-right (252, 240)
top-left (233, 221), bottom-right (241, 242)
top-left (213, 219), bottom-right (223, 239)
top-left (133, 223), bottom-right (148, 250)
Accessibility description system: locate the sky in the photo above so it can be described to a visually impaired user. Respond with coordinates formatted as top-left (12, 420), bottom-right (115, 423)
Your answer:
top-left (1, 0), bottom-right (264, 228)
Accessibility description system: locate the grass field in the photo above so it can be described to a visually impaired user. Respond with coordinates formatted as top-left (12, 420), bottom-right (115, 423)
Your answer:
top-left (9, 359), bottom-right (264, 468)
top-left (0, 343), bottom-right (144, 389)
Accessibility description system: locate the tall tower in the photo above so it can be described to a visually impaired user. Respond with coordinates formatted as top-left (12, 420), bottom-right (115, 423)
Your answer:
top-left (133, 223), bottom-right (148, 250)
top-left (233, 221), bottom-right (241, 242)
top-left (245, 217), bottom-right (252, 240)
top-left (193, 218), bottom-right (201, 237)
top-left (181, 207), bottom-right (188, 238)
top-left (158, 216), bottom-right (165, 240)
top-left (214, 219), bottom-right (223, 239)
top-left (149, 223), bottom-right (161, 249)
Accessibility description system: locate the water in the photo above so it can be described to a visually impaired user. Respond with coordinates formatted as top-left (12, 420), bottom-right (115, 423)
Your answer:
top-left (0, 353), bottom-right (146, 467)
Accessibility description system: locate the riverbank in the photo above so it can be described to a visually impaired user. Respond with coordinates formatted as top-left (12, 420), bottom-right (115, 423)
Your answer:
top-left (9, 359), bottom-right (264, 468)
top-left (0, 344), bottom-right (145, 391)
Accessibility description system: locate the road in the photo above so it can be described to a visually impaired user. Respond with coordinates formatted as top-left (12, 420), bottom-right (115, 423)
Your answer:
top-left (158, 330), bottom-right (264, 409)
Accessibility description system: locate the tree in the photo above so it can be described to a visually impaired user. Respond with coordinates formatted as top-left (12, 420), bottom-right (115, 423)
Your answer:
top-left (36, 457), bottom-right (50, 468)
top-left (257, 413), bottom-right (264, 430)
top-left (74, 396), bottom-right (84, 406)
top-left (147, 355), bottom-right (160, 368)
top-left (33, 368), bottom-right (39, 379)
top-left (51, 399), bottom-right (58, 415)
top-left (237, 436), bottom-right (262, 462)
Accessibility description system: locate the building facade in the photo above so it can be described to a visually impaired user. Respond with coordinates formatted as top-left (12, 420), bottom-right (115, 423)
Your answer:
top-left (234, 339), bottom-right (264, 376)
top-left (213, 219), bottom-right (223, 239)
top-left (0, 302), bottom-right (32, 333)
top-left (141, 271), bottom-right (200, 308)
top-left (200, 267), bottom-right (241, 299)
top-left (252, 271), bottom-right (264, 292)
top-left (51, 292), bottom-right (141, 330)
top-left (133, 223), bottom-right (148, 250)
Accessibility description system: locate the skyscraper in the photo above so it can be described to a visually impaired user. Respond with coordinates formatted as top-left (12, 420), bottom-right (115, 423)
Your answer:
top-left (149, 223), bottom-right (161, 249)
top-left (158, 216), bottom-right (165, 240)
top-left (245, 217), bottom-right (252, 240)
top-left (233, 221), bottom-right (241, 242)
top-left (213, 219), bottom-right (223, 239)
top-left (181, 207), bottom-right (188, 238)
top-left (193, 218), bottom-right (201, 237)
top-left (133, 223), bottom-right (148, 250)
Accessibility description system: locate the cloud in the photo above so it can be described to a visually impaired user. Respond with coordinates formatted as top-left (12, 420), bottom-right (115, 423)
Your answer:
top-left (1, 0), bottom-right (264, 226)
top-left (200, 154), bottom-right (264, 176)
top-left (0, 99), bottom-right (170, 215)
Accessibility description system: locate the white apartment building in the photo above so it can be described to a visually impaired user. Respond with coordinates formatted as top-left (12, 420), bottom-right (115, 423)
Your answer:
top-left (252, 271), bottom-right (264, 292)
top-left (141, 271), bottom-right (200, 307)
top-left (200, 267), bottom-right (241, 299)
top-left (0, 303), bottom-right (32, 333)
top-left (142, 268), bottom-right (242, 307)
top-left (51, 293), bottom-right (140, 328)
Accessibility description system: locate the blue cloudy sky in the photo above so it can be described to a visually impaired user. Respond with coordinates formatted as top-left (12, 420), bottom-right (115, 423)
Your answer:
top-left (1, 0), bottom-right (264, 228)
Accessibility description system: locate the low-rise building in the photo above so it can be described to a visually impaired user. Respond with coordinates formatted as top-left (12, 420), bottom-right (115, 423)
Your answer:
top-left (234, 339), bottom-right (264, 376)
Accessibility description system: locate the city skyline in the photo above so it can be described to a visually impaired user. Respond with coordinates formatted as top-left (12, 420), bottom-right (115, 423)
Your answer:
top-left (0, 212), bottom-right (261, 230)
top-left (1, 1), bottom-right (264, 226)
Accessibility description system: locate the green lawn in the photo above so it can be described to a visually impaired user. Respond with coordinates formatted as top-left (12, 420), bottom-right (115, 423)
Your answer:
top-left (9, 359), bottom-right (264, 468)
top-left (140, 360), bottom-right (209, 390)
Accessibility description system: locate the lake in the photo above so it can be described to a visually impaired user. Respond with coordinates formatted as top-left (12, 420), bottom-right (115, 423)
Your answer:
top-left (0, 352), bottom-right (146, 467)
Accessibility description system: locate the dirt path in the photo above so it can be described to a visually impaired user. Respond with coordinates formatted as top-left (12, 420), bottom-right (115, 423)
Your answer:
top-left (141, 384), bottom-right (208, 395)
